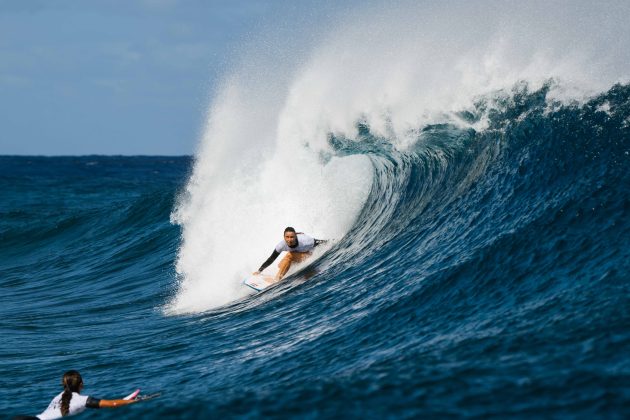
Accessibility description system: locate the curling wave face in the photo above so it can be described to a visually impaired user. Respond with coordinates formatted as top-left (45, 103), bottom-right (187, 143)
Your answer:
top-left (169, 0), bottom-right (630, 313)
top-left (175, 82), bottom-right (629, 417)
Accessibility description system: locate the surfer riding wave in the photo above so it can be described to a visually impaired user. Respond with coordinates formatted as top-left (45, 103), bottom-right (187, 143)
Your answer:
top-left (254, 227), bottom-right (327, 282)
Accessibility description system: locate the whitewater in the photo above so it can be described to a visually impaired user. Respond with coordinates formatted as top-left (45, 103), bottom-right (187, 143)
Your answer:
top-left (2, 1), bottom-right (629, 418)
top-left (168, 0), bottom-right (629, 313)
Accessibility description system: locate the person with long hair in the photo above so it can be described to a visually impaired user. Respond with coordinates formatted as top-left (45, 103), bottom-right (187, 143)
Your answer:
top-left (19, 370), bottom-right (141, 419)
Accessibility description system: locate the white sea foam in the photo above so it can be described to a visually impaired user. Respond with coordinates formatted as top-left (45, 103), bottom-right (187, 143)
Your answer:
top-left (167, 0), bottom-right (630, 314)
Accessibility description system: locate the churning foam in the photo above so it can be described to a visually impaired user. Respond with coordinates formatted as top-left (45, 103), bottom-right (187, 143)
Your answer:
top-left (167, 67), bottom-right (373, 313)
top-left (167, 0), bottom-right (630, 314)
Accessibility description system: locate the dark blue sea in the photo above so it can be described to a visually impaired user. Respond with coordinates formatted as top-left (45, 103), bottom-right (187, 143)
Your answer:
top-left (2, 83), bottom-right (629, 418)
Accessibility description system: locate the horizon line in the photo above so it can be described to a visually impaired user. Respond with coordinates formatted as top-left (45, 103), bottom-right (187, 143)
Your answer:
top-left (0, 154), bottom-right (194, 158)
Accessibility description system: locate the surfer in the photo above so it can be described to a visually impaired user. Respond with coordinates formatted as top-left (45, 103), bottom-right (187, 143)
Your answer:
top-left (23, 370), bottom-right (140, 420)
top-left (254, 227), bottom-right (327, 281)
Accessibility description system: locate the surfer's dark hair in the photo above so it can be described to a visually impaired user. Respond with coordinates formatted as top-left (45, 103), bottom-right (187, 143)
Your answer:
top-left (60, 370), bottom-right (83, 416)
top-left (284, 227), bottom-right (296, 234)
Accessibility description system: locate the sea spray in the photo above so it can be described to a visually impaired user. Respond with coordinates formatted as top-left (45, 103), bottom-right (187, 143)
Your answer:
top-left (169, 0), bottom-right (630, 313)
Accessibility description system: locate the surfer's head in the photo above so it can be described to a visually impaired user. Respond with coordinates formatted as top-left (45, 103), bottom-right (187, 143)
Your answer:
top-left (61, 370), bottom-right (83, 392)
top-left (284, 227), bottom-right (298, 247)
top-left (61, 370), bottom-right (84, 416)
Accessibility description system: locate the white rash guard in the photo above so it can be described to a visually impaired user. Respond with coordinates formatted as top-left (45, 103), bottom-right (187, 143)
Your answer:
top-left (258, 233), bottom-right (327, 273)
top-left (274, 233), bottom-right (315, 253)
top-left (37, 391), bottom-right (99, 420)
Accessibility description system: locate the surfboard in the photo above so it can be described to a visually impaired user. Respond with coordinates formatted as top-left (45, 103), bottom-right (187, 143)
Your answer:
top-left (124, 389), bottom-right (140, 400)
top-left (123, 389), bottom-right (161, 401)
top-left (243, 274), bottom-right (276, 292)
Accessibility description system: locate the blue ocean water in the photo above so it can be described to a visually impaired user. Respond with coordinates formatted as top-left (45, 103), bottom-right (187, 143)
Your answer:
top-left (2, 83), bottom-right (629, 418)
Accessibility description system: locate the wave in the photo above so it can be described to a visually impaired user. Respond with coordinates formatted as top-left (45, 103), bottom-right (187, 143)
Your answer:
top-left (169, 0), bottom-right (630, 313)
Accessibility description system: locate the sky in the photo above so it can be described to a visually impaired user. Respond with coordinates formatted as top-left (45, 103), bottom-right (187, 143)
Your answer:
top-left (0, 0), bottom-right (335, 155)
top-left (2, 0), bottom-right (628, 156)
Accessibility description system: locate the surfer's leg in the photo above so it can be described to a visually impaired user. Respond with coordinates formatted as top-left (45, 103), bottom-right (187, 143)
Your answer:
top-left (276, 252), bottom-right (312, 280)
top-left (276, 253), bottom-right (294, 280)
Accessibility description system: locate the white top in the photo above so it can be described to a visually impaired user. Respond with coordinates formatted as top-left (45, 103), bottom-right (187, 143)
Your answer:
top-left (275, 233), bottom-right (315, 253)
top-left (38, 391), bottom-right (89, 420)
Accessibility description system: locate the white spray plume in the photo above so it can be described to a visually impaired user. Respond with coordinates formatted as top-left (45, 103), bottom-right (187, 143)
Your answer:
top-left (168, 0), bottom-right (630, 313)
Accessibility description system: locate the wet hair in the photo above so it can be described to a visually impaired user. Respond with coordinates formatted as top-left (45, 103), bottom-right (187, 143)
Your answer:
top-left (284, 227), bottom-right (296, 234)
top-left (60, 370), bottom-right (83, 416)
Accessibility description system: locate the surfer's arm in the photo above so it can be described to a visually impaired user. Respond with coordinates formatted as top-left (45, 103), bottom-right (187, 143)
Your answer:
top-left (85, 396), bottom-right (139, 409)
top-left (314, 239), bottom-right (328, 247)
top-left (257, 250), bottom-right (280, 273)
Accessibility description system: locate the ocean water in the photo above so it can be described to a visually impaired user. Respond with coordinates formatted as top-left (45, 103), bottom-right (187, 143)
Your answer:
top-left (4, 1), bottom-right (630, 417)
top-left (2, 82), bottom-right (629, 418)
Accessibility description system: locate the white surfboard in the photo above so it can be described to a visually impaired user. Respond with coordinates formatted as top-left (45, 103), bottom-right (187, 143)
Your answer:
top-left (123, 389), bottom-right (161, 401)
top-left (243, 274), bottom-right (276, 292)
top-left (124, 389), bottom-right (140, 400)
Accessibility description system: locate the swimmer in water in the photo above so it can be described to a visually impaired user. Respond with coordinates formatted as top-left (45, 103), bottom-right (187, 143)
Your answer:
top-left (15, 370), bottom-right (141, 420)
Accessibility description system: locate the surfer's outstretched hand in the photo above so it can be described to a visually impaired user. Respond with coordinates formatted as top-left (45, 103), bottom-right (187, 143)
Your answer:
top-left (252, 271), bottom-right (261, 275)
